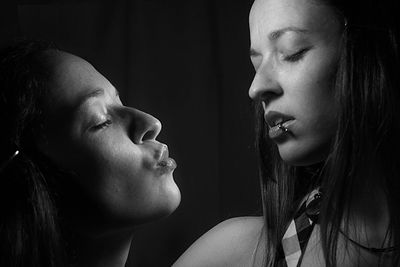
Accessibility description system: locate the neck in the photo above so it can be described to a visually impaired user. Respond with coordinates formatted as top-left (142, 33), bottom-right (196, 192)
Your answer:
top-left (74, 229), bottom-right (133, 267)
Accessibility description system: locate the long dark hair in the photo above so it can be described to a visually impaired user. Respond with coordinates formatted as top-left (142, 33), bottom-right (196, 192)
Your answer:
top-left (256, 0), bottom-right (400, 266)
top-left (0, 41), bottom-right (67, 267)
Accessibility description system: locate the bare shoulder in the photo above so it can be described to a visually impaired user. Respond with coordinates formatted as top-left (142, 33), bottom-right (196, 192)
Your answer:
top-left (173, 216), bottom-right (264, 267)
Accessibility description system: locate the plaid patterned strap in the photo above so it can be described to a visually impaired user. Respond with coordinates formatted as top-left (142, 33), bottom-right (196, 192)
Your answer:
top-left (278, 188), bottom-right (322, 267)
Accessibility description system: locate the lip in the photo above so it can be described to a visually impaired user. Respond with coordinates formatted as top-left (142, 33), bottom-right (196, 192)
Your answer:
top-left (264, 111), bottom-right (295, 128)
top-left (155, 144), bottom-right (177, 173)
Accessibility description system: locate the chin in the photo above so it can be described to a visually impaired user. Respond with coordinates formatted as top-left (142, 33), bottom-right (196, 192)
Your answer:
top-left (160, 182), bottom-right (181, 216)
top-left (148, 178), bottom-right (181, 221)
top-left (277, 139), bottom-right (330, 166)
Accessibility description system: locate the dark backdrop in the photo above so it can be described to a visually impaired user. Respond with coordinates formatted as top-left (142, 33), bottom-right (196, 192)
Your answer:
top-left (2, 0), bottom-right (260, 265)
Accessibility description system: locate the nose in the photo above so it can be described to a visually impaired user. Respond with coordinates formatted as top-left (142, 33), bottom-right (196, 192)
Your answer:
top-left (126, 108), bottom-right (162, 144)
top-left (248, 61), bottom-right (281, 100)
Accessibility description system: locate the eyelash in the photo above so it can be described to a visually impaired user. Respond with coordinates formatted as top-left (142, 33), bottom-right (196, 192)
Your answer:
top-left (92, 119), bottom-right (112, 131)
top-left (283, 47), bottom-right (310, 62)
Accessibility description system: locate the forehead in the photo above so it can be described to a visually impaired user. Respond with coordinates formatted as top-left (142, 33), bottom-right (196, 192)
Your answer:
top-left (46, 51), bottom-right (113, 110)
top-left (249, 0), bottom-right (339, 42)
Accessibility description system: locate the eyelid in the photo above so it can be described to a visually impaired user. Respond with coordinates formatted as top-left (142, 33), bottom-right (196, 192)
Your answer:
top-left (83, 110), bottom-right (112, 133)
top-left (78, 99), bottom-right (123, 135)
top-left (282, 47), bottom-right (312, 62)
top-left (89, 118), bottom-right (112, 132)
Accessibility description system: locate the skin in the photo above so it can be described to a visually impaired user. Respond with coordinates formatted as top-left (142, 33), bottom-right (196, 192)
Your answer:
top-left (248, 0), bottom-right (342, 166)
top-left (174, 0), bottom-right (392, 266)
top-left (38, 51), bottom-right (181, 267)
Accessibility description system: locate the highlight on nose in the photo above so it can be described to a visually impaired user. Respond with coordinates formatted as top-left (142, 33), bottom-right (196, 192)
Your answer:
top-left (141, 116), bottom-right (162, 141)
top-left (249, 70), bottom-right (282, 101)
top-left (249, 73), bottom-right (267, 100)
top-left (131, 110), bottom-right (162, 144)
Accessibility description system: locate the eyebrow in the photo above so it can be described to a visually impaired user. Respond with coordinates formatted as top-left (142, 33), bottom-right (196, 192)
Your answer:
top-left (269, 26), bottom-right (309, 41)
top-left (249, 26), bottom-right (309, 57)
top-left (76, 87), bottom-right (120, 110)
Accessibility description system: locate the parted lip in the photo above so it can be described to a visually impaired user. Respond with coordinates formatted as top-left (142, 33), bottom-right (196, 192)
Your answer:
top-left (264, 111), bottom-right (295, 128)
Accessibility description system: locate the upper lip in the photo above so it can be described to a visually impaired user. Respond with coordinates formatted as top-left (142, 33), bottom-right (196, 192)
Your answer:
top-left (143, 141), bottom-right (170, 162)
top-left (156, 144), bottom-right (169, 163)
top-left (264, 111), bottom-right (294, 128)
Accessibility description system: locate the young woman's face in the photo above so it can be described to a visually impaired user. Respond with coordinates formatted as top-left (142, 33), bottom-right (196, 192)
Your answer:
top-left (249, 0), bottom-right (342, 166)
top-left (39, 52), bottom-right (180, 233)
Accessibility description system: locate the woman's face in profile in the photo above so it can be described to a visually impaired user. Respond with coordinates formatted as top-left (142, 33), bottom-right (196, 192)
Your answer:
top-left (38, 51), bottom-right (180, 231)
top-left (249, 0), bottom-right (343, 166)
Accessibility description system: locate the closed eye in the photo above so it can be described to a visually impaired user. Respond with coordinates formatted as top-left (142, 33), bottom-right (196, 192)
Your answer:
top-left (283, 47), bottom-right (312, 63)
top-left (90, 119), bottom-right (112, 132)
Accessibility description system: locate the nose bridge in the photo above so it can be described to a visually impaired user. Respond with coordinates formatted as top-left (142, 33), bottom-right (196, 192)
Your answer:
top-left (248, 57), bottom-right (279, 100)
top-left (126, 107), bottom-right (162, 144)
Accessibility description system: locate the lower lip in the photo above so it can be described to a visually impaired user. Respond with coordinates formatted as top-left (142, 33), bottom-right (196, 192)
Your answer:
top-left (268, 120), bottom-right (294, 140)
top-left (156, 158), bottom-right (177, 174)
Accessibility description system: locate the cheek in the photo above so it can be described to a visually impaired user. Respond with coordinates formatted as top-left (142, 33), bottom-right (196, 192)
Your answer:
top-left (66, 135), bottom-right (177, 223)
top-left (287, 50), bottom-right (338, 123)
top-left (277, 51), bottom-right (339, 165)
top-left (49, 131), bottom-right (143, 203)
top-left (72, 136), bottom-right (145, 200)
top-left (45, 128), bottom-right (179, 227)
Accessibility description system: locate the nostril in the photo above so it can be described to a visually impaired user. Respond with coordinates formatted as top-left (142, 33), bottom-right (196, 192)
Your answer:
top-left (260, 91), bottom-right (280, 103)
top-left (249, 63), bottom-right (281, 100)
top-left (138, 115), bottom-right (162, 142)
top-left (142, 129), bottom-right (157, 141)
top-left (126, 107), bottom-right (162, 144)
